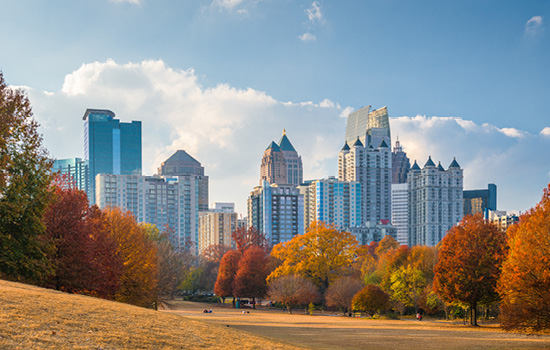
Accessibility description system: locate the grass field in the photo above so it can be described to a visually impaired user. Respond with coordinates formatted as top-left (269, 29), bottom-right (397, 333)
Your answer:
top-left (166, 301), bottom-right (550, 350)
top-left (0, 279), bottom-right (303, 349)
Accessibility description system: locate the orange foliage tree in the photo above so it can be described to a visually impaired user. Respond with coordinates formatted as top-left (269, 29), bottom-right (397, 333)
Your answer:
top-left (352, 285), bottom-right (390, 316)
top-left (233, 246), bottom-right (270, 308)
top-left (268, 221), bottom-right (358, 292)
top-left (434, 214), bottom-right (507, 326)
top-left (104, 207), bottom-right (158, 308)
top-left (214, 249), bottom-right (242, 305)
top-left (499, 183), bottom-right (550, 332)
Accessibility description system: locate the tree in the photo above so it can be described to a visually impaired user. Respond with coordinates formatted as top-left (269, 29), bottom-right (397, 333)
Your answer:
top-left (214, 249), bottom-right (242, 306)
top-left (202, 244), bottom-right (231, 264)
top-left (390, 265), bottom-right (425, 313)
top-left (155, 227), bottom-right (193, 300)
top-left (352, 285), bottom-right (390, 316)
top-left (0, 72), bottom-right (54, 283)
top-left (268, 274), bottom-right (320, 313)
top-left (499, 183), bottom-right (550, 332)
top-left (268, 221), bottom-right (358, 292)
top-left (325, 277), bottom-right (364, 315)
top-left (232, 226), bottom-right (269, 253)
top-left (433, 214), bottom-right (507, 326)
top-left (233, 246), bottom-right (270, 308)
top-left (42, 185), bottom-right (94, 293)
top-left (104, 207), bottom-right (158, 308)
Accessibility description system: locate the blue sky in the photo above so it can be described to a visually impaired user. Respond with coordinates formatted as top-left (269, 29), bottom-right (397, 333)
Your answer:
top-left (1, 0), bottom-right (549, 215)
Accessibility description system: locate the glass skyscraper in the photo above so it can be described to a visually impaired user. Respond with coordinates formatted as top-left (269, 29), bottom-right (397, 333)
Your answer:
top-left (83, 109), bottom-right (142, 204)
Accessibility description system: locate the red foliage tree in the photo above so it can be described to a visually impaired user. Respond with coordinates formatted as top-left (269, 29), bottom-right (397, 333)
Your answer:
top-left (214, 249), bottom-right (242, 306)
top-left (233, 246), bottom-right (270, 308)
top-left (232, 226), bottom-right (269, 253)
top-left (434, 214), bottom-right (507, 326)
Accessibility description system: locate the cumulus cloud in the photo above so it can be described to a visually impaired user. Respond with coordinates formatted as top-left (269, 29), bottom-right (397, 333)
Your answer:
top-left (306, 1), bottom-right (323, 23)
top-left (525, 15), bottom-right (543, 35)
top-left (26, 60), bottom-right (549, 215)
top-left (212, 0), bottom-right (244, 10)
top-left (299, 32), bottom-right (316, 41)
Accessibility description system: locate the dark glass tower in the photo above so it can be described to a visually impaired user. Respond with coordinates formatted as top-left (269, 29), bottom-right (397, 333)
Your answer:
top-left (83, 109), bottom-right (142, 204)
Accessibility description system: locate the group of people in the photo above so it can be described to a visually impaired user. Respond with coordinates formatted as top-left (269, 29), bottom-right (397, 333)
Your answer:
top-left (203, 309), bottom-right (213, 313)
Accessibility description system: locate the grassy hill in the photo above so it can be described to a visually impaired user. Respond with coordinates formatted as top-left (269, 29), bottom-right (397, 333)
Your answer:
top-left (0, 279), bottom-right (302, 349)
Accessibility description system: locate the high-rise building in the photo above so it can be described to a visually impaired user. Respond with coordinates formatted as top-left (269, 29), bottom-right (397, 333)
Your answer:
top-left (52, 158), bottom-right (89, 193)
top-left (84, 109), bottom-right (141, 204)
top-left (158, 150), bottom-right (209, 212)
top-left (408, 157), bottom-right (463, 246)
top-left (463, 183), bottom-right (497, 216)
top-left (278, 130), bottom-right (303, 186)
top-left (248, 181), bottom-right (304, 246)
top-left (391, 183), bottom-right (408, 245)
top-left (486, 209), bottom-right (519, 231)
top-left (345, 105), bottom-right (391, 148)
top-left (96, 174), bottom-right (200, 253)
top-left (260, 142), bottom-right (287, 185)
top-left (338, 137), bottom-right (392, 226)
top-left (299, 177), bottom-right (362, 231)
top-left (198, 203), bottom-right (238, 254)
top-left (392, 140), bottom-right (410, 184)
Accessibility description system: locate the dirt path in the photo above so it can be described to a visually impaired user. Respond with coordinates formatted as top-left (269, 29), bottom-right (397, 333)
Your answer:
top-left (164, 301), bottom-right (550, 350)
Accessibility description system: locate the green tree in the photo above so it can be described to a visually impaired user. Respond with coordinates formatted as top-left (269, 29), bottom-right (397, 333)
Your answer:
top-left (434, 214), bottom-right (507, 326)
top-left (0, 72), bottom-right (54, 283)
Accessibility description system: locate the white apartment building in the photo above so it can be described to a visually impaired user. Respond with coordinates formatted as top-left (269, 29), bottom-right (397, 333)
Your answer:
top-left (391, 183), bottom-right (408, 245)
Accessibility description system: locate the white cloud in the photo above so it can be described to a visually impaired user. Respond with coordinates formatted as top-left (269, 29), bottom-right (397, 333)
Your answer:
top-left (525, 15), bottom-right (543, 35)
top-left (212, 0), bottom-right (244, 10)
top-left (108, 0), bottom-right (141, 4)
top-left (306, 1), bottom-right (323, 23)
top-left (26, 60), bottom-right (550, 215)
top-left (299, 32), bottom-right (316, 41)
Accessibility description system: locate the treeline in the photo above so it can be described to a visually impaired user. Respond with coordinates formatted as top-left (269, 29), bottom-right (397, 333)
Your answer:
top-left (215, 185), bottom-right (550, 333)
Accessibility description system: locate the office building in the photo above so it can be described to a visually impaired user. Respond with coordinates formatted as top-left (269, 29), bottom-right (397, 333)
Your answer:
top-left (198, 203), bottom-right (238, 254)
top-left (350, 220), bottom-right (397, 245)
top-left (391, 183), bottom-right (409, 245)
top-left (158, 150), bottom-right (209, 212)
top-left (84, 109), bottom-right (141, 204)
top-left (392, 139), bottom-right (410, 184)
top-left (345, 105), bottom-right (391, 148)
top-left (463, 183), bottom-right (497, 216)
top-left (260, 130), bottom-right (303, 186)
top-left (278, 130), bottom-right (303, 186)
top-left (299, 177), bottom-right (362, 231)
top-left (248, 181), bottom-right (304, 246)
top-left (52, 158), bottom-right (89, 194)
top-left (408, 157), bottom-right (463, 246)
top-left (486, 209), bottom-right (519, 231)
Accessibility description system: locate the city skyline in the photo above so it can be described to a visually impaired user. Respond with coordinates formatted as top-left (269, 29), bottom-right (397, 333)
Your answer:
top-left (1, 1), bottom-right (549, 215)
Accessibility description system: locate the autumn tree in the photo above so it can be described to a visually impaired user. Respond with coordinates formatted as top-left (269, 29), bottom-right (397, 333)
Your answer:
top-left (352, 285), bottom-right (390, 316)
top-left (268, 221), bottom-right (358, 293)
top-left (434, 214), bottom-right (507, 326)
top-left (325, 277), bottom-right (364, 315)
top-left (214, 249), bottom-right (242, 306)
top-left (232, 226), bottom-right (269, 253)
top-left (42, 185), bottom-right (94, 293)
top-left (233, 246), bottom-right (270, 308)
top-left (104, 207), bottom-right (158, 308)
top-left (0, 72), bottom-right (54, 283)
top-left (499, 183), bottom-right (550, 332)
top-left (268, 274), bottom-right (320, 313)
top-left (202, 244), bottom-right (231, 263)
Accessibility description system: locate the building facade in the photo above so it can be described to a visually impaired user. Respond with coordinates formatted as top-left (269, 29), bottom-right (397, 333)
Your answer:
top-left (392, 140), bottom-right (410, 184)
top-left (299, 177), bottom-right (362, 231)
top-left (278, 130), bottom-right (303, 186)
top-left (345, 105), bottom-right (391, 148)
top-left (486, 209), bottom-right (519, 231)
top-left (391, 183), bottom-right (409, 245)
top-left (408, 157), bottom-right (464, 246)
top-left (198, 204), bottom-right (238, 254)
top-left (260, 131), bottom-right (303, 186)
top-left (84, 109), bottom-right (141, 204)
top-left (52, 158), bottom-right (89, 194)
top-left (248, 181), bottom-right (304, 246)
top-left (158, 150), bottom-right (209, 212)
top-left (463, 183), bottom-right (497, 216)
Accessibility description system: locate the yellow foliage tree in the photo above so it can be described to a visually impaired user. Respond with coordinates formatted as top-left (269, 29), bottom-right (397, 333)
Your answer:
top-left (268, 221), bottom-right (358, 292)
top-left (104, 207), bottom-right (158, 308)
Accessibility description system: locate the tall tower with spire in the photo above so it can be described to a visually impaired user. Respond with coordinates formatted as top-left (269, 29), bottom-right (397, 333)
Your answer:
top-left (278, 129), bottom-right (303, 186)
top-left (392, 138), bottom-right (410, 184)
top-left (260, 141), bottom-right (287, 185)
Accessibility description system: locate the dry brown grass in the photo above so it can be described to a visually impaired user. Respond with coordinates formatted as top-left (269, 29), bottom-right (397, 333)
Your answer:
top-left (166, 301), bottom-right (550, 350)
top-left (0, 279), bottom-right (304, 349)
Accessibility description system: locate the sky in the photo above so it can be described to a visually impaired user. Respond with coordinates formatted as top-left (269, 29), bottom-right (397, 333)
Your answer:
top-left (1, 0), bottom-right (549, 216)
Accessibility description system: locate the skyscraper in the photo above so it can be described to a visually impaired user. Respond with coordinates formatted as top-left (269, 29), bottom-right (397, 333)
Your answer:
top-left (84, 109), bottom-right (141, 204)
top-left (260, 142), bottom-right (287, 185)
top-left (52, 157), bottom-right (89, 193)
top-left (278, 130), bottom-right (303, 186)
top-left (391, 139), bottom-right (410, 184)
top-left (345, 105), bottom-right (391, 148)
top-left (463, 183), bottom-right (497, 216)
top-left (408, 157), bottom-right (463, 246)
top-left (158, 150), bottom-right (209, 212)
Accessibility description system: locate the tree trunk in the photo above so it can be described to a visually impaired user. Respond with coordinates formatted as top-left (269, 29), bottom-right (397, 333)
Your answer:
top-left (232, 296), bottom-right (235, 308)
top-left (252, 297), bottom-right (256, 309)
top-left (470, 303), bottom-right (478, 326)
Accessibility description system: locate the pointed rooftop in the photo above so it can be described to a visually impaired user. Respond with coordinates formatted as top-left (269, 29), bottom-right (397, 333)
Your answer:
top-left (266, 141), bottom-right (281, 152)
top-left (278, 130), bottom-right (297, 152)
top-left (379, 139), bottom-right (389, 148)
top-left (411, 160), bottom-right (421, 170)
top-left (163, 150), bottom-right (201, 166)
top-left (448, 157), bottom-right (461, 169)
top-left (353, 137), bottom-right (364, 147)
top-left (437, 161), bottom-right (445, 171)
top-left (341, 142), bottom-right (350, 151)
top-left (424, 156), bottom-right (436, 168)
